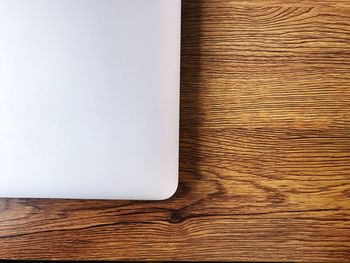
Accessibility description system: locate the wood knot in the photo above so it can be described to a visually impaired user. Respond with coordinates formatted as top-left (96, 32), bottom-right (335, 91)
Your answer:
top-left (170, 211), bottom-right (185, 224)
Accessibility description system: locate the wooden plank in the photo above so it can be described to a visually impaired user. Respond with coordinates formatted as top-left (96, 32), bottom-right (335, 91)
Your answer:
top-left (0, 0), bottom-right (349, 261)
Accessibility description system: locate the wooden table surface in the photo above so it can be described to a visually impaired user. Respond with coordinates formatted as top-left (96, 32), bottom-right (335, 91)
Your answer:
top-left (1, 0), bottom-right (350, 262)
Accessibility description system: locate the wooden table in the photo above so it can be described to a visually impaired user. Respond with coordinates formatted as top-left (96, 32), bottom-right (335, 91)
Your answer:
top-left (1, 0), bottom-right (350, 261)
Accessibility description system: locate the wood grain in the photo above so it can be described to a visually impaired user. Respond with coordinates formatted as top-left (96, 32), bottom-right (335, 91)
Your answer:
top-left (1, 0), bottom-right (350, 261)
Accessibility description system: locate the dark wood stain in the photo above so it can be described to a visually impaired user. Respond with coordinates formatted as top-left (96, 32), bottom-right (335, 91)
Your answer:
top-left (0, 0), bottom-right (350, 261)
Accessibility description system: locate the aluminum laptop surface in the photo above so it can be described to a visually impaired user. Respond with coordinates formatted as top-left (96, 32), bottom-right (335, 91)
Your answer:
top-left (0, 0), bottom-right (181, 200)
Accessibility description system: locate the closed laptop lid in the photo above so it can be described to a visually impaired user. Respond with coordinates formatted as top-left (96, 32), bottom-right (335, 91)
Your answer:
top-left (0, 0), bottom-right (181, 200)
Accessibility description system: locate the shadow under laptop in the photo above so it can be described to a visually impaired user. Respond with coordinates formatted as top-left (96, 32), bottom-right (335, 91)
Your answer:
top-left (177, 0), bottom-right (204, 200)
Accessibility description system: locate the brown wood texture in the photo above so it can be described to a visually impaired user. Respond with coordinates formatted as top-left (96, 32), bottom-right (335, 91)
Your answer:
top-left (1, 0), bottom-right (350, 261)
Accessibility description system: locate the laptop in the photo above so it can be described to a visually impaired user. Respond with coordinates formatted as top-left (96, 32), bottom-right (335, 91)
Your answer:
top-left (0, 0), bottom-right (181, 200)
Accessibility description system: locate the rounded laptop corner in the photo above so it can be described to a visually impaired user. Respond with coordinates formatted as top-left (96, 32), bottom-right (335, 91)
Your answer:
top-left (156, 179), bottom-right (179, 201)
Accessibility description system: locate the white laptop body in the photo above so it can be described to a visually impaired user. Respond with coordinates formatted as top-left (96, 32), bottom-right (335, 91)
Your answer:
top-left (0, 0), bottom-right (181, 200)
